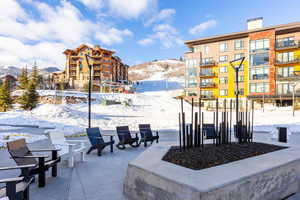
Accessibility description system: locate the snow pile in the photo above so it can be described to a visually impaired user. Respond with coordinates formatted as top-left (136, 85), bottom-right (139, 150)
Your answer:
top-left (0, 132), bottom-right (47, 147)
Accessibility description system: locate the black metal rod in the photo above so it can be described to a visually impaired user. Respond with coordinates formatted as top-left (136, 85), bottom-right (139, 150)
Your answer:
top-left (230, 99), bottom-right (232, 144)
top-left (182, 112), bottom-right (186, 150)
top-left (181, 98), bottom-right (184, 114)
top-left (198, 98), bottom-right (202, 147)
top-left (194, 112), bottom-right (198, 147)
top-left (85, 54), bottom-right (92, 128)
top-left (201, 112), bottom-right (204, 148)
top-left (216, 99), bottom-right (219, 145)
top-left (251, 100), bottom-right (254, 142)
top-left (179, 113), bottom-right (182, 151)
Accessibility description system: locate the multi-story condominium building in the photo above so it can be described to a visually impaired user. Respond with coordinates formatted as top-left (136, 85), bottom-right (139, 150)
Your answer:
top-left (184, 18), bottom-right (300, 104)
top-left (56, 44), bottom-right (128, 91)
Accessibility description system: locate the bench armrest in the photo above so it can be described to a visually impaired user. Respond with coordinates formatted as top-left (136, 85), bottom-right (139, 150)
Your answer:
top-left (12, 155), bottom-right (49, 159)
top-left (0, 177), bottom-right (24, 183)
top-left (31, 149), bottom-right (61, 152)
top-left (0, 164), bottom-right (36, 171)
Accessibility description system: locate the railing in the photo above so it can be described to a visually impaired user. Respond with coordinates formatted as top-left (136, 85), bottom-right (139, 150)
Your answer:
top-left (276, 74), bottom-right (297, 80)
top-left (275, 57), bottom-right (300, 65)
top-left (275, 41), bottom-right (300, 50)
top-left (200, 61), bottom-right (216, 67)
top-left (199, 72), bottom-right (216, 77)
top-left (200, 83), bottom-right (216, 88)
top-left (251, 74), bottom-right (269, 80)
top-left (200, 94), bottom-right (215, 99)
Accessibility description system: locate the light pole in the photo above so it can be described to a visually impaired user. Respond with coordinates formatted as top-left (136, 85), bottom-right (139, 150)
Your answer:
top-left (85, 54), bottom-right (93, 128)
top-left (230, 57), bottom-right (245, 144)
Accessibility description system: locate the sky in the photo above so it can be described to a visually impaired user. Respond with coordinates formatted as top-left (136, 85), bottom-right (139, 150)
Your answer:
top-left (0, 0), bottom-right (300, 69)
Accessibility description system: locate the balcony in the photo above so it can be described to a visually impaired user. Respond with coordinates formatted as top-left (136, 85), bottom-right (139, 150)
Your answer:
top-left (199, 72), bottom-right (216, 78)
top-left (200, 82), bottom-right (216, 88)
top-left (200, 94), bottom-right (215, 99)
top-left (275, 57), bottom-right (300, 65)
top-left (275, 41), bottom-right (300, 50)
top-left (276, 74), bottom-right (298, 81)
top-left (200, 61), bottom-right (217, 67)
top-left (251, 74), bottom-right (269, 80)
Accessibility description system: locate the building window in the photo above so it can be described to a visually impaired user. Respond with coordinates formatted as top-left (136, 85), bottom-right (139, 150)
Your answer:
top-left (234, 39), bottom-right (244, 50)
top-left (250, 66), bottom-right (269, 80)
top-left (237, 75), bottom-right (244, 82)
top-left (277, 66), bottom-right (294, 78)
top-left (277, 83), bottom-right (293, 95)
top-left (250, 53), bottom-right (269, 66)
top-left (276, 37), bottom-right (295, 48)
top-left (219, 55), bottom-right (228, 63)
top-left (219, 89), bottom-right (228, 96)
top-left (250, 82), bottom-right (269, 93)
top-left (219, 77), bottom-right (228, 84)
top-left (234, 53), bottom-right (245, 60)
top-left (219, 42), bottom-right (228, 52)
top-left (186, 59), bottom-right (199, 67)
top-left (250, 39), bottom-right (270, 52)
top-left (219, 66), bottom-right (228, 73)
top-left (276, 52), bottom-right (295, 63)
top-left (186, 78), bottom-right (197, 88)
top-left (202, 57), bottom-right (213, 64)
top-left (201, 90), bottom-right (213, 97)
top-left (200, 68), bottom-right (213, 76)
top-left (186, 68), bottom-right (197, 77)
top-left (187, 91), bottom-right (197, 96)
top-left (204, 46), bottom-right (209, 54)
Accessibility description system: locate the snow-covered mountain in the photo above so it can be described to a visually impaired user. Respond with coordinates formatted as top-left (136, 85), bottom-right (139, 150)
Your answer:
top-left (0, 66), bottom-right (61, 77)
top-left (129, 59), bottom-right (185, 81)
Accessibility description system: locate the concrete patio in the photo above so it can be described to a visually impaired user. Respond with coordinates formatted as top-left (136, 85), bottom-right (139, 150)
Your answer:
top-left (0, 127), bottom-right (300, 200)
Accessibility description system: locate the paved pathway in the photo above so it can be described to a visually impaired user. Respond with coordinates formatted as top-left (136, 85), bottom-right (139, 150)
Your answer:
top-left (0, 128), bottom-right (300, 200)
top-left (0, 128), bottom-right (178, 200)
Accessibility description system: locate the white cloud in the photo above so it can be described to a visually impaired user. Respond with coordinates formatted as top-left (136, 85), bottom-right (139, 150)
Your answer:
top-left (145, 8), bottom-right (176, 26)
top-left (0, 36), bottom-right (67, 68)
top-left (76, 0), bottom-right (103, 10)
top-left (138, 24), bottom-right (183, 49)
top-left (0, 0), bottom-right (133, 68)
top-left (95, 27), bottom-right (132, 45)
top-left (108, 0), bottom-right (156, 19)
top-left (138, 38), bottom-right (155, 46)
top-left (189, 20), bottom-right (217, 35)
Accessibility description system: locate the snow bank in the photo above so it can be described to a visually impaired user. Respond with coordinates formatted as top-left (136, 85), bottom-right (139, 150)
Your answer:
top-left (0, 132), bottom-right (47, 147)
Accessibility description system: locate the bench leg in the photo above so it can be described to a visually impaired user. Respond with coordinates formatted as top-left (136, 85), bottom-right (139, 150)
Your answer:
top-left (52, 151), bottom-right (58, 177)
top-left (38, 157), bottom-right (46, 187)
top-left (110, 136), bottom-right (114, 153)
top-left (144, 141), bottom-right (147, 147)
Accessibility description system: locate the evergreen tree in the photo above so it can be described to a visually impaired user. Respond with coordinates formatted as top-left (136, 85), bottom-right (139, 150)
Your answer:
top-left (18, 67), bottom-right (29, 90)
top-left (0, 80), bottom-right (13, 112)
top-left (30, 64), bottom-right (39, 88)
top-left (19, 81), bottom-right (39, 110)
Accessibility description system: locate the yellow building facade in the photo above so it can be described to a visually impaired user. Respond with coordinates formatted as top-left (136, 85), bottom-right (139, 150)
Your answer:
top-left (184, 18), bottom-right (300, 104)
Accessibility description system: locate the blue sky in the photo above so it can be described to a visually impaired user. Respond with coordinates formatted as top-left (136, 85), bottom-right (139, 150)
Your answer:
top-left (0, 0), bottom-right (300, 68)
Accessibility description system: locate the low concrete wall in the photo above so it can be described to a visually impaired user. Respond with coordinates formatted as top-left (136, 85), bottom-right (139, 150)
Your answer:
top-left (124, 141), bottom-right (300, 200)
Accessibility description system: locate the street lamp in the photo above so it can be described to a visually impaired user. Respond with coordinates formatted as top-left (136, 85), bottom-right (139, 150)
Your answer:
top-left (85, 54), bottom-right (94, 128)
top-left (230, 56), bottom-right (245, 144)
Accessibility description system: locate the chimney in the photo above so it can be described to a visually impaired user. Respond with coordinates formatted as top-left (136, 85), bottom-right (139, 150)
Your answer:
top-left (247, 17), bottom-right (263, 30)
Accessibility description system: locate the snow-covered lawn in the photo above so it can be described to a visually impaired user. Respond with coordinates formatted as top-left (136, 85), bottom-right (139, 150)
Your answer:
top-left (1, 73), bottom-right (300, 146)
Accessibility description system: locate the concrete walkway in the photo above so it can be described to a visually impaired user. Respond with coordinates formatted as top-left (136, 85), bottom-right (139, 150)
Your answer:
top-left (0, 130), bottom-right (299, 200)
top-left (0, 129), bottom-right (178, 200)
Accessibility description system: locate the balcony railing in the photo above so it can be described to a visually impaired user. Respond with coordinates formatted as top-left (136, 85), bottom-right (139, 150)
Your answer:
top-left (251, 74), bottom-right (269, 80)
top-left (275, 41), bottom-right (300, 50)
top-left (276, 74), bottom-right (297, 80)
top-left (200, 94), bottom-right (215, 99)
top-left (275, 57), bottom-right (300, 65)
top-left (200, 61), bottom-right (216, 67)
top-left (200, 83), bottom-right (216, 88)
top-left (199, 72), bottom-right (216, 77)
